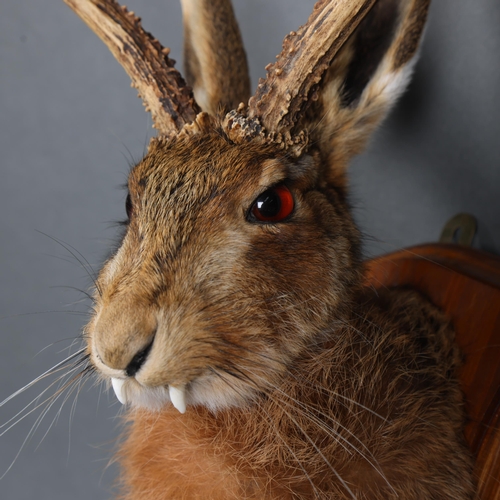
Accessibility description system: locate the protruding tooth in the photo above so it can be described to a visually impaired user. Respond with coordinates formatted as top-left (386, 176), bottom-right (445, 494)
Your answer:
top-left (169, 385), bottom-right (186, 414)
top-left (111, 378), bottom-right (127, 405)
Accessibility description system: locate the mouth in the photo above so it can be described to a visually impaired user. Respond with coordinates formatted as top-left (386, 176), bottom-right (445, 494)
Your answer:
top-left (111, 377), bottom-right (187, 413)
top-left (107, 367), bottom-right (260, 414)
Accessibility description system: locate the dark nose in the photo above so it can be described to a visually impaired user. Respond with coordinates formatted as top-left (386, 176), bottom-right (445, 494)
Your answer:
top-left (125, 340), bottom-right (154, 377)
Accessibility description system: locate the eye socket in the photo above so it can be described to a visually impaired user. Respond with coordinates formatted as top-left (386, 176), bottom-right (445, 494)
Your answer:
top-left (125, 193), bottom-right (133, 220)
top-left (249, 184), bottom-right (294, 223)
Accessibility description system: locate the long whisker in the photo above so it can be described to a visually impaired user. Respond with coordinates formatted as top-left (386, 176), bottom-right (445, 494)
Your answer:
top-left (35, 366), bottom-right (92, 455)
top-left (231, 370), bottom-right (360, 500)
top-left (212, 355), bottom-right (395, 495)
top-left (35, 338), bottom-right (87, 358)
top-left (209, 369), bottom-right (322, 499)
top-left (198, 334), bottom-right (388, 422)
top-left (249, 369), bottom-right (376, 460)
top-left (68, 363), bottom-right (93, 439)
top-left (0, 348), bottom-right (87, 409)
top-left (0, 365), bottom-right (92, 480)
top-left (286, 369), bottom-right (388, 423)
top-left (50, 285), bottom-right (96, 303)
top-left (292, 404), bottom-right (358, 496)
top-left (36, 231), bottom-right (102, 297)
top-left (274, 391), bottom-right (395, 494)
top-left (32, 369), bottom-right (89, 450)
top-left (0, 310), bottom-right (91, 321)
top-left (249, 366), bottom-right (395, 491)
top-left (282, 403), bottom-right (357, 499)
top-left (0, 356), bottom-right (89, 432)
top-left (259, 406), bottom-right (322, 500)
top-left (212, 359), bottom-right (388, 498)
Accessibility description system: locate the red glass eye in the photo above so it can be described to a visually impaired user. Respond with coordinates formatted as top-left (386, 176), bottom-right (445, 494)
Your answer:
top-left (250, 184), bottom-right (294, 223)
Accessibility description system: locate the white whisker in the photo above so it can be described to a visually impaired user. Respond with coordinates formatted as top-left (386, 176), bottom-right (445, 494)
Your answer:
top-left (236, 366), bottom-right (395, 495)
top-left (0, 347), bottom-right (86, 409)
top-left (279, 404), bottom-right (357, 500)
top-left (0, 363), bottom-right (84, 434)
top-left (0, 365), bottom-right (91, 480)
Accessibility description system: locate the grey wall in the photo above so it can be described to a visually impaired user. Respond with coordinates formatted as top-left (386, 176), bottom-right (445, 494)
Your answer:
top-left (0, 1), bottom-right (499, 499)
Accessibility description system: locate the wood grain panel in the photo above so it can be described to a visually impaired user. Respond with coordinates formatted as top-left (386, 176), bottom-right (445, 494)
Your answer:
top-left (365, 244), bottom-right (500, 499)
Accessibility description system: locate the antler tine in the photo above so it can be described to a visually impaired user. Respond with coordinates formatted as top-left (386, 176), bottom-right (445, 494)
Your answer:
top-left (249, 0), bottom-right (377, 132)
top-left (225, 0), bottom-right (377, 152)
top-left (63, 0), bottom-right (200, 135)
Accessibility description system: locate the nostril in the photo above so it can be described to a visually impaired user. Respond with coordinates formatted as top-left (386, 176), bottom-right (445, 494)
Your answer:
top-left (126, 340), bottom-right (154, 377)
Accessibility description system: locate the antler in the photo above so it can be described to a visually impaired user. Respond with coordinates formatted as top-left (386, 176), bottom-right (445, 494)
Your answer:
top-left (225, 0), bottom-right (377, 153)
top-left (63, 0), bottom-right (200, 135)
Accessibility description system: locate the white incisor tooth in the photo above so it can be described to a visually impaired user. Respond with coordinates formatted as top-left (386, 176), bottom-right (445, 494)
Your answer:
top-left (169, 385), bottom-right (186, 414)
top-left (111, 378), bottom-right (127, 405)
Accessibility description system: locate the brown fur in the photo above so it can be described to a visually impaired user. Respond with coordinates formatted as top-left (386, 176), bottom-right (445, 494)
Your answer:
top-left (85, 123), bottom-right (474, 499)
top-left (75, 0), bottom-right (476, 498)
top-left (394, 0), bottom-right (431, 69)
top-left (182, 0), bottom-right (250, 114)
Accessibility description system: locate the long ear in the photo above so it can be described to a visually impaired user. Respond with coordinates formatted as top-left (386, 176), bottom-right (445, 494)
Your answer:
top-left (310, 0), bottom-right (431, 187)
top-left (180, 0), bottom-right (251, 115)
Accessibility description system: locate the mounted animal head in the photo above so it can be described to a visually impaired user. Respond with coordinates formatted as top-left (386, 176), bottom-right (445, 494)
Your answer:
top-left (63, 0), bottom-right (431, 413)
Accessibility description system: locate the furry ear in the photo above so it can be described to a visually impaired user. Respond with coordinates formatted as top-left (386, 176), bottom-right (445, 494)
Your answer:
top-left (308, 0), bottom-right (430, 187)
top-left (180, 0), bottom-right (251, 115)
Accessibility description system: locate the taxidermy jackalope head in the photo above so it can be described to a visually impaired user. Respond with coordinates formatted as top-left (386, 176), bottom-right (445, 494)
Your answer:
top-left (62, 0), bottom-right (430, 413)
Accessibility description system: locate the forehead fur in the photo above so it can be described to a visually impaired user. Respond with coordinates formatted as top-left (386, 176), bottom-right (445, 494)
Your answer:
top-left (129, 130), bottom-right (284, 199)
top-left (125, 129), bottom-right (296, 263)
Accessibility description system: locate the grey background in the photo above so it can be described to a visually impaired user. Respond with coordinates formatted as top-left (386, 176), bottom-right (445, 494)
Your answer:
top-left (0, 0), bottom-right (499, 499)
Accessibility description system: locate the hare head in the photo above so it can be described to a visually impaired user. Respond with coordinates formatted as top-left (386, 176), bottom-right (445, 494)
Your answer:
top-left (65, 0), bottom-right (430, 413)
